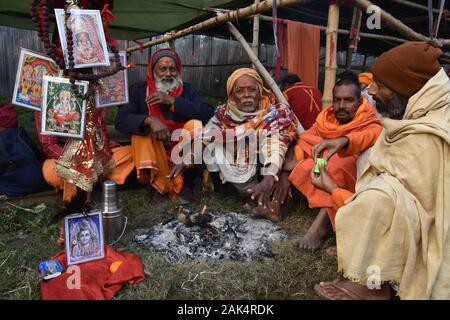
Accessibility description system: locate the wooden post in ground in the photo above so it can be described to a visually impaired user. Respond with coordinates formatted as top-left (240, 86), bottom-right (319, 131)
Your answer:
top-left (322, 3), bottom-right (340, 108)
top-left (227, 21), bottom-right (304, 133)
top-left (252, 0), bottom-right (261, 68)
top-left (345, 7), bottom-right (362, 70)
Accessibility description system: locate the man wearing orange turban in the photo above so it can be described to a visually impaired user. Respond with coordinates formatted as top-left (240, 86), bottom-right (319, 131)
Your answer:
top-left (168, 68), bottom-right (300, 221)
top-left (313, 41), bottom-right (450, 300)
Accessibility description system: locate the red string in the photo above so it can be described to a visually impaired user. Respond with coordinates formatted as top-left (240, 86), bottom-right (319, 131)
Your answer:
top-left (275, 18), bottom-right (284, 80)
top-left (101, 3), bottom-right (119, 49)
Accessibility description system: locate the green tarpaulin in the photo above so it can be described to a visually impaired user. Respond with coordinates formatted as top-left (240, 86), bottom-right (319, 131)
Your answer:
top-left (0, 1), bottom-right (247, 40)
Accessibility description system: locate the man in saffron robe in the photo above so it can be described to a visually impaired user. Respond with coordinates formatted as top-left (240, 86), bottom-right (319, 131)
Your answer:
top-left (284, 71), bottom-right (382, 250)
top-left (113, 48), bottom-right (214, 201)
top-left (312, 41), bottom-right (450, 300)
top-left (279, 73), bottom-right (323, 130)
top-left (168, 68), bottom-right (300, 216)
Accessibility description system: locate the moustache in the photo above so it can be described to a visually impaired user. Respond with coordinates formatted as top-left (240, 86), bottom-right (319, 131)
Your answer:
top-left (161, 77), bottom-right (175, 82)
top-left (241, 98), bottom-right (255, 104)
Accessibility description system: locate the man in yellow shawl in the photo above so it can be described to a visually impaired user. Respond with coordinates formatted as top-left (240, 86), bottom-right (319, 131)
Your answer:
top-left (313, 41), bottom-right (450, 300)
top-left (168, 68), bottom-right (299, 215)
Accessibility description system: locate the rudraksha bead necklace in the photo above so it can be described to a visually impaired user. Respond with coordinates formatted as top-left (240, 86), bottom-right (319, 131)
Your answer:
top-left (30, 0), bottom-right (124, 100)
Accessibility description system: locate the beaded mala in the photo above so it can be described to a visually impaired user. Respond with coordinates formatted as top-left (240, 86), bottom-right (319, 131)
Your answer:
top-left (30, 0), bottom-right (123, 100)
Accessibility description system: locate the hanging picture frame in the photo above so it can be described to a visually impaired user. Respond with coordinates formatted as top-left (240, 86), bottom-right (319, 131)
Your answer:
top-left (11, 48), bottom-right (61, 111)
top-left (65, 210), bottom-right (105, 266)
top-left (55, 8), bottom-right (110, 69)
top-left (41, 76), bottom-right (88, 139)
top-left (95, 51), bottom-right (129, 108)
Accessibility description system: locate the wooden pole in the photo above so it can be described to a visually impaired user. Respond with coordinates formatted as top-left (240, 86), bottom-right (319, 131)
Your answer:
top-left (355, 0), bottom-right (427, 42)
top-left (226, 22), bottom-right (306, 132)
top-left (126, 0), bottom-right (311, 53)
top-left (322, 3), bottom-right (339, 109)
top-left (391, 0), bottom-right (447, 14)
top-left (252, 0), bottom-right (261, 67)
top-left (345, 8), bottom-right (362, 70)
top-left (255, 14), bottom-right (449, 46)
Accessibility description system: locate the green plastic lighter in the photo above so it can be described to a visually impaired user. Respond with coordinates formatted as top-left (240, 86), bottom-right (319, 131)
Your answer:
top-left (314, 157), bottom-right (327, 174)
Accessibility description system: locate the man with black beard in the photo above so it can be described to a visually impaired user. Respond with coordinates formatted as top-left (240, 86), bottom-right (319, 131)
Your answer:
top-left (113, 49), bottom-right (214, 202)
top-left (311, 41), bottom-right (450, 300)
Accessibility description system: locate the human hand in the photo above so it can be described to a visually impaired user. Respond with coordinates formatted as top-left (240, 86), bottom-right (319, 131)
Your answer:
top-left (310, 164), bottom-right (337, 194)
top-left (311, 136), bottom-right (349, 161)
top-left (146, 91), bottom-right (175, 105)
top-left (272, 172), bottom-right (292, 204)
top-left (145, 116), bottom-right (171, 141)
top-left (247, 175), bottom-right (276, 209)
top-left (167, 163), bottom-right (192, 180)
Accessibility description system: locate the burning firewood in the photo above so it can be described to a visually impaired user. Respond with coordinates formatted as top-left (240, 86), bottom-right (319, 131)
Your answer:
top-left (176, 205), bottom-right (214, 229)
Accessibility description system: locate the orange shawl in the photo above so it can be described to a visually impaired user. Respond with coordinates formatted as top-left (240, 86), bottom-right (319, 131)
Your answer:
top-left (289, 97), bottom-right (380, 211)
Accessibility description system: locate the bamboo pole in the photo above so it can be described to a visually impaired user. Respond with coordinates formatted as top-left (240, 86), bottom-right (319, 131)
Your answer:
top-left (252, 0), bottom-right (261, 67)
top-left (322, 3), bottom-right (339, 109)
top-left (255, 14), bottom-right (450, 46)
top-left (355, 0), bottom-right (427, 42)
top-left (226, 22), bottom-right (306, 133)
top-left (345, 8), bottom-right (362, 70)
top-left (391, 0), bottom-right (447, 14)
top-left (126, 0), bottom-right (310, 53)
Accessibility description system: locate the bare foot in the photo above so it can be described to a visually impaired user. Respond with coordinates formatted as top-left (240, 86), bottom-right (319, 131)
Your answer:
top-left (295, 208), bottom-right (329, 251)
top-left (315, 279), bottom-right (392, 300)
top-left (243, 203), bottom-right (282, 223)
top-left (325, 246), bottom-right (337, 257)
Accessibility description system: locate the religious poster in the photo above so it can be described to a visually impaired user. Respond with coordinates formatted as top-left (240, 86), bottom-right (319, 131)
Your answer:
top-left (12, 48), bottom-right (61, 111)
top-left (55, 8), bottom-right (110, 69)
top-left (95, 51), bottom-right (129, 108)
top-left (41, 76), bottom-right (88, 139)
top-left (65, 210), bottom-right (105, 265)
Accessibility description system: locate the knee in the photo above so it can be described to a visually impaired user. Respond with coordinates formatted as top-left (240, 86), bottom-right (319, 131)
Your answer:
top-left (42, 159), bottom-right (62, 188)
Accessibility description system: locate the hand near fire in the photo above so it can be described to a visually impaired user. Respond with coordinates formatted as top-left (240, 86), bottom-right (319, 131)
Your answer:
top-left (247, 175), bottom-right (276, 210)
top-left (146, 91), bottom-right (175, 106)
top-left (272, 171), bottom-right (292, 205)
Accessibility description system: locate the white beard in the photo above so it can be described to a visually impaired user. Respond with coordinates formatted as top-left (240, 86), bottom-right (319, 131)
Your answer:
top-left (154, 72), bottom-right (182, 93)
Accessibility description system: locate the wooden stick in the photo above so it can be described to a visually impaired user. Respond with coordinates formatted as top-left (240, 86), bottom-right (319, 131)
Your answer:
top-left (391, 0), bottom-right (447, 14)
top-left (355, 0), bottom-right (426, 42)
top-left (126, 0), bottom-right (310, 53)
top-left (256, 14), bottom-right (450, 46)
top-left (322, 3), bottom-right (339, 108)
top-left (345, 8), bottom-right (362, 70)
top-left (227, 22), bottom-right (305, 133)
top-left (252, 0), bottom-right (261, 67)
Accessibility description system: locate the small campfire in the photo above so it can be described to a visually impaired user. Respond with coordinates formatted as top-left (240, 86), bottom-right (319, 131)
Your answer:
top-left (134, 205), bottom-right (288, 263)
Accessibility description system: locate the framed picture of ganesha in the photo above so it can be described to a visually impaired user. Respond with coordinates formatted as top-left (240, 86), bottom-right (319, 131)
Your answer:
top-left (55, 8), bottom-right (110, 69)
top-left (95, 51), bottom-right (129, 108)
top-left (41, 76), bottom-right (88, 139)
top-left (12, 48), bottom-right (61, 111)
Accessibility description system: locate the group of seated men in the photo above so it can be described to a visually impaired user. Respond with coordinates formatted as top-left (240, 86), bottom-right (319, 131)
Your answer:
top-left (1, 40), bottom-right (448, 300)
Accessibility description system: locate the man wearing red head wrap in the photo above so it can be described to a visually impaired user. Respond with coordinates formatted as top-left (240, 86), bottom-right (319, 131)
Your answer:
top-left (113, 48), bottom-right (214, 201)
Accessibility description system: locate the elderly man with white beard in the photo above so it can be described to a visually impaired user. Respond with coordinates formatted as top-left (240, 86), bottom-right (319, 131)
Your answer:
top-left (113, 48), bottom-right (214, 202)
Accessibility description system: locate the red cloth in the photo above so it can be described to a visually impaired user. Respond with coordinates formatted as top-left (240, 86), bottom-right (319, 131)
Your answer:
top-left (0, 103), bottom-right (17, 128)
top-left (146, 48), bottom-right (185, 132)
top-left (40, 246), bottom-right (145, 300)
top-left (284, 82), bottom-right (322, 130)
top-left (283, 20), bottom-right (320, 87)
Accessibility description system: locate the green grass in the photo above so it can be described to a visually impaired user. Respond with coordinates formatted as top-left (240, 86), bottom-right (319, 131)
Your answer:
top-left (0, 187), bottom-right (338, 300)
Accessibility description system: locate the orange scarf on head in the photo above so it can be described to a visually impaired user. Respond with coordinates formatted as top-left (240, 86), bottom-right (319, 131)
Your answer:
top-left (297, 96), bottom-right (380, 157)
top-left (226, 68), bottom-right (275, 110)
